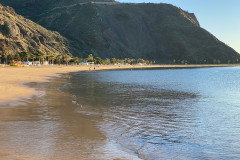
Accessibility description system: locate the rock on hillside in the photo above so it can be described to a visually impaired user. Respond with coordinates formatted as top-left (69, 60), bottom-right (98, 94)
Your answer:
top-left (0, 4), bottom-right (71, 55)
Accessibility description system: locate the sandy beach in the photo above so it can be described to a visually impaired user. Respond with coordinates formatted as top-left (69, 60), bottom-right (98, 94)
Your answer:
top-left (0, 64), bottom-right (239, 104)
top-left (0, 64), bottom-right (240, 160)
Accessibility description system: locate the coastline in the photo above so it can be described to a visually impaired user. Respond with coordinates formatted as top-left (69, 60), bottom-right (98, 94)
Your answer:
top-left (0, 64), bottom-right (239, 104)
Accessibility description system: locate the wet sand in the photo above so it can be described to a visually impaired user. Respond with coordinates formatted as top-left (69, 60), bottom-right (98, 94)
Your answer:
top-left (0, 76), bottom-right (104, 160)
top-left (0, 72), bottom-right (141, 160)
top-left (0, 64), bottom-right (238, 104)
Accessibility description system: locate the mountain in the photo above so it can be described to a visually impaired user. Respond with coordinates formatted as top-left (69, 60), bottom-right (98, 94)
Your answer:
top-left (0, 3), bottom-right (71, 55)
top-left (1, 1), bottom-right (239, 63)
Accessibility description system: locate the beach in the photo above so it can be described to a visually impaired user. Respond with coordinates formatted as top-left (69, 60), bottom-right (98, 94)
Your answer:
top-left (1, 64), bottom-right (240, 160)
top-left (0, 64), bottom-right (239, 104)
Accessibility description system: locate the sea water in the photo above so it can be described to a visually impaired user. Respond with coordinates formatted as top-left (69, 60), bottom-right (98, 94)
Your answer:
top-left (63, 67), bottom-right (240, 159)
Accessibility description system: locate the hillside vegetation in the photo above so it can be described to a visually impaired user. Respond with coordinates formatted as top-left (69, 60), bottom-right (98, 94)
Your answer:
top-left (0, 1), bottom-right (239, 63)
top-left (0, 4), bottom-right (71, 56)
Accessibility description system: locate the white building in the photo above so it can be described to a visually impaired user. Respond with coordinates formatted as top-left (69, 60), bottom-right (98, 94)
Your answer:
top-left (25, 61), bottom-right (33, 66)
top-left (79, 62), bottom-right (94, 65)
top-left (43, 61), bottom-right (49, 65)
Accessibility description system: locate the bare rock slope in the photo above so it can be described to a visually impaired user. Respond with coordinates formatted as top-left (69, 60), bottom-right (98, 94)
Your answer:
top-left (0, 4), bottom-right (71, 55)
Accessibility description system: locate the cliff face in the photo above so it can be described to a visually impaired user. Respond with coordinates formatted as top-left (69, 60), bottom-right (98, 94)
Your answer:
top-left (36, 2), bottom-right (239, 63)
top-left (0, 4), bottom-right (71, 55)
top-left (0, 1), bottom-right (239, 63)
top-left (38, 3), bottom-right (202, 59)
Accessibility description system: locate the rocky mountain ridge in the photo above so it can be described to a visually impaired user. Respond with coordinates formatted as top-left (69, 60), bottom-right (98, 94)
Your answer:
top-left (0, 3), bottom-right (71, 55)
top-left (0, 1), bottom-right (239, 63)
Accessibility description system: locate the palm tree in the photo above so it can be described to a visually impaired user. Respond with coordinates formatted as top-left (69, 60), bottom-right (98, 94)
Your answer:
top-left (124, 58), bottom-right (132, 64)
top-left (87, 54), bottom-right (94, 62)
top-left (2, 54), bottom-right (7, 64)
top-left (46, 52), bottom-right (52, 64)
top-left (73, 57), bottom-right (80, 65)
top-left (35, 52), bottom-right (46, 64)
top-left (105, 58), bottom-right (111, 65)
top-left (49, 54), bottom-right (56, 65)
top-left (3, 47), bottom-right (9, 65)
top-left (14, 53), bottom-right (21, 62)
top-left (35, 53), bottom-right (43, 64)
top-left (19, 52), bottom-right (31, 61)
top-left (0, 51), bottom-right (3, 64)
top-left (26, 52), bottom-right (32, 61)
top-left (56, 55), bottom-right (62, 65)
top-left (8, 54), bottom-right (14, 63)
top-left (94, 57), bottom-right (102, 64)
top-left (40, 53), bottom-right (46, 64)
top-left (64, 55), bottom-right (72, 65)
top-left (19, 52), bottom-right (26, 61)
top-left (31, 53), bottom-right (36, 64)
top-left (111, 58), bottom-right (117, 64)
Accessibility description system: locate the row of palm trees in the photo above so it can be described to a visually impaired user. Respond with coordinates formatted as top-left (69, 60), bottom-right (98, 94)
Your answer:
top-left (0, 51), bottom-right (155, 65)
top-left (0, 51), bottom-right (73, 65)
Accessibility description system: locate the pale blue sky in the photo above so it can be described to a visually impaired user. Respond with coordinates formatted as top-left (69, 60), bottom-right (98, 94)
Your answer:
top-left (117, 0), bottom-right (240, 53)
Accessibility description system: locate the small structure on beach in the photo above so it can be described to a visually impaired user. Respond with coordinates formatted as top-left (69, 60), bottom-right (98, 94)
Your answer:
top-left (79, 62), bottom-right (94, 65)
top-left (33, 61), bottom-right (40, 66)
top-left (43, 61), bottom-right (49, 65)
top-left (25, 61), bottom-right (33, 66)
top-left (79, 62), bottom-right (88, 65)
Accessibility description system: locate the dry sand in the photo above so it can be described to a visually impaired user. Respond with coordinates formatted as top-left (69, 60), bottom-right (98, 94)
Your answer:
top-left (0, 64), bottom-right (238, 104)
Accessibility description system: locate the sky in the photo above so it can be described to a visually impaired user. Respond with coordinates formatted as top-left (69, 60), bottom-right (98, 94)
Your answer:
top-left (117, 0), bottom-right (240, 53)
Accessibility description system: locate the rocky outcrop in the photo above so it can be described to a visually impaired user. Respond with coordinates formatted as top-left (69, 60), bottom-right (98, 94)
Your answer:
top-left (0, 4), bottom-right (71, 55)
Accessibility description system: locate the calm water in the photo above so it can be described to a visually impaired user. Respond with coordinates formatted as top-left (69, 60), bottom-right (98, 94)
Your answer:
top-left (1, 67), bottom-right (240, 159)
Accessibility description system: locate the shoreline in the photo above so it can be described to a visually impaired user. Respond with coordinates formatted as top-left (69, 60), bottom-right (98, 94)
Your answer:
top-left (0, 64), bottom-right (239, 104)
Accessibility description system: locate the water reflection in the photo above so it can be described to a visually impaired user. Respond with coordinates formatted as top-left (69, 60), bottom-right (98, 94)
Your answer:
top-left (64, 68), bottom-right (240, 159)
top-left (63, 71), bottom-right (199, 159)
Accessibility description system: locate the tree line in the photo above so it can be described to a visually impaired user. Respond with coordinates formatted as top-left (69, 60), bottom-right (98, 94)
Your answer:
top-left (2, 49), bottom-right (237, 65)
top-left (0, 51), bottom-right (72, 65)
top-left (0, 50), bottom-right (155, 65)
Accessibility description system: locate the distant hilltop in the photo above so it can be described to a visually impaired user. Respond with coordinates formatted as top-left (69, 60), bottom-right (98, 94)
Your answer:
top-left (0, 0), bottom-right (239, 64)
